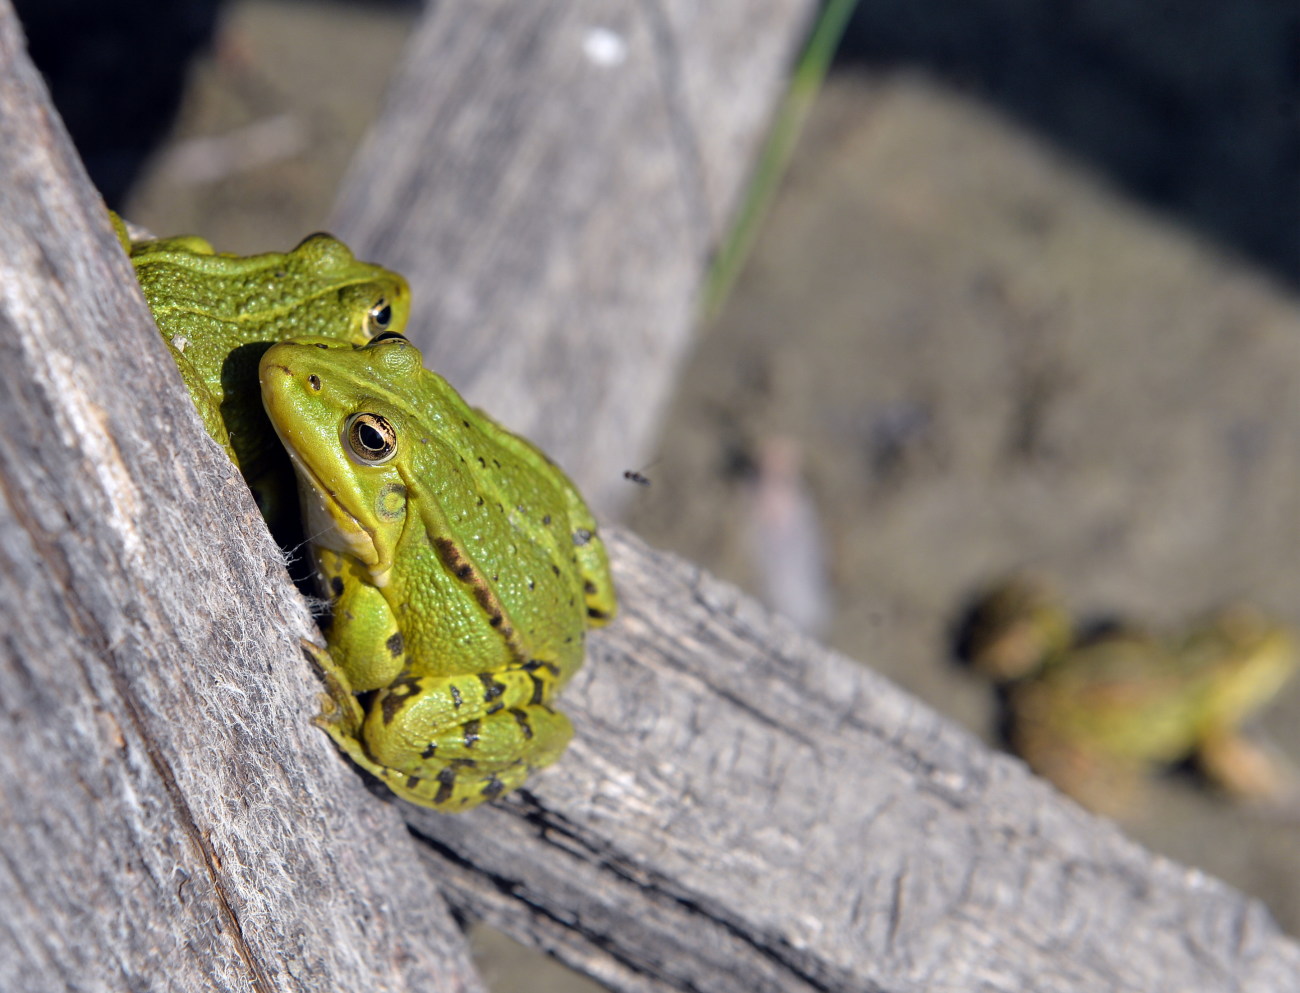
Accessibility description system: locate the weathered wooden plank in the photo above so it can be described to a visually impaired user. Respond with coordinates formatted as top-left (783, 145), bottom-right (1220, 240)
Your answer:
top-left (332, 0), bottom-right (818, 516)
top-left (8, 0), bottom-right (1299, 990)
top-left (0, 7), bottom-right (482, 991)
top-left (325, 5), bottom-right (1300, 992)
top-left (396, 529), bottom-right (1300, 993)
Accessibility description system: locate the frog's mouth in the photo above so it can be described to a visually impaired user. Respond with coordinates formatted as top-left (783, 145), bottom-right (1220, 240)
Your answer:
top-left (278, 433), bottom-right (384, 576)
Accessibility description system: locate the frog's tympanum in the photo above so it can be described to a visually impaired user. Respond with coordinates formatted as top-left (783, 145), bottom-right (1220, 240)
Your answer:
top-left (962, 577), bottom-right (1297, 815)
top-left (114, 213), bottom-right (410, 508)
top-left (260, 334), bottom-right (616, 810)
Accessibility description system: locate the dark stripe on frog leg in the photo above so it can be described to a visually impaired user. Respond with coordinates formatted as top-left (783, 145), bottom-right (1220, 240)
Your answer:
top-left (481, 775), bottom-right (506, 801)
top-left (434, 766), bottom-right (457, 806)
top-left (510, 708), bottom-right (534, 740)
top-left (479, 672), bottom-right (507, 714)
top-left (463, 719), bottom-right (481, 749)
top-left (386, 632), bottom-right (404, 658)
top-left (380, 673), bottom-right (421, 724)
top-left (519, 660), bottom-right (558, 705)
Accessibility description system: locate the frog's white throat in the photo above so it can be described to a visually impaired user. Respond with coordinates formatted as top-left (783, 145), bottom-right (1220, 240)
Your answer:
top-left (287, 449), bottom-right (384, 578)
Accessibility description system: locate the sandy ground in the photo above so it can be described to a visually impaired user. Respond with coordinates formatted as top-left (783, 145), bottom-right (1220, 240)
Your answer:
top-left (27, 0), bottom-right (1298, 985)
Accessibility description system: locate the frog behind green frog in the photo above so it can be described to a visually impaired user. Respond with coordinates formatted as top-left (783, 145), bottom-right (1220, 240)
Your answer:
top-left (260, 334), bottom-right (616, 811)
top-left (114, 213), bottom-right (410, 514)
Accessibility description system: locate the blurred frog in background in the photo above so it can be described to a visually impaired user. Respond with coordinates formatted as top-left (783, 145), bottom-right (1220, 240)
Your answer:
top-left (959, 576), bottom-right (1297, 816)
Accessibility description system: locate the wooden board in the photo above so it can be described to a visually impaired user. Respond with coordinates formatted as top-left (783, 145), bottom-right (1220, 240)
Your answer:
top-left (332, 0), bottom-right (818, 516)
top-left (4, 0), bottom-right (1299, 991)
top-left (0, 6), bottom-right (482, 990)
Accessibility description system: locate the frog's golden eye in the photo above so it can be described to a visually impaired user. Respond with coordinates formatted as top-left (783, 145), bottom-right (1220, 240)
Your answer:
top-left (344, 413), bottom-right (398, 465)
top-left (365, 298), bottom-right (393, 337)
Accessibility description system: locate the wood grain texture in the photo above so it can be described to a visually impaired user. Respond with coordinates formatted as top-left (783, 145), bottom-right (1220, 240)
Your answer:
top-left (331, 0), bottom-right (817, 517)
top-left (327, 4), bottom-right (1300, 992)
top-left (0, 8), bottom-right (482, 991)
top-left (395, 529), bottom-right (1300, 993)
top-left (5, 0), bottom-right (1299, 990)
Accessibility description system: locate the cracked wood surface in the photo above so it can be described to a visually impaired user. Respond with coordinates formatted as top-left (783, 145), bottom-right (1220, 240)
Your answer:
top-left (0, 7), bottom-right (482, 991)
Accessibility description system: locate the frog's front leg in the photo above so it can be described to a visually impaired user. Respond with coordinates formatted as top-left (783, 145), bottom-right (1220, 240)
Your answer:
top-left (360, 665), bottom-right (575, 811)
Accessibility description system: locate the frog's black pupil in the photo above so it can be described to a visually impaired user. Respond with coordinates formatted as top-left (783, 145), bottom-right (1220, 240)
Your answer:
top-left (359, 423), bottom-right (385, 451)
top-left (371, 302), bottom-right (392, 328)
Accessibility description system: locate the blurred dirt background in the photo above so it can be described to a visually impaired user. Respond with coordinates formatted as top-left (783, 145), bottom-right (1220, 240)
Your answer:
top-left (14, 0), bottom-right (1300, 987)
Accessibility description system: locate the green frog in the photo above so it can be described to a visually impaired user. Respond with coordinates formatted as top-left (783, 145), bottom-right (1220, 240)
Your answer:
top-left (114, 213), bottom-right (410, 509)
top-left (260, 333), bottom-right (616, 810)
top-left (962, 577), bottom-right (1297, 814)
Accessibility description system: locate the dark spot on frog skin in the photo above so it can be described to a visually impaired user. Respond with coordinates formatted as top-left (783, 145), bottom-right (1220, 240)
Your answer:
top-left (386, 632), bottom-right (405, 658)
top-left (528, 676), bottom-right (545, 706)
top-left (330, 576), bottom-right (344, 597)
top-left (527, 578), bottom-right (536, 591)
top-left (477, 456), bottom-right (487, 468)
top-left (584, 581), bottom-right (597, 595)
top-left (573, 528), bottom-right (593, 546)
top-left (381, 675), bottom-right (421, 724)
top-left (421, 742), bottom-right (437, 759)
top-left (481, 776), bottom-right (505, 800)
top-left (511, 708), bottom-right (534, 740)
top-left (450, 684), bottom-right (464, 709)
top-left (479, 673), bottom-right (506, 702)
top-left (551, 564), bottom-right (561, 577)
top-left (542, 514), bottom-right (551, 526)
top-left (434, 767), bottom-right (457, 805)
top-left (463, 720), bottom-right (481, 749)
top-left (406, 775), bottom-right (422, 791)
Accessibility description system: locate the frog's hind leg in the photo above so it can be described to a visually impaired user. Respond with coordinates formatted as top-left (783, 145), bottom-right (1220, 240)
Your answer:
top-left (359, 665), bottom-right (576, 811)
top-left (1197, 726), bottom-right (1294, 802)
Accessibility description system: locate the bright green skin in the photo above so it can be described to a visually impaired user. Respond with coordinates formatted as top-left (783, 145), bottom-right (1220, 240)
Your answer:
top-left (260, 335), bottom-right (616, 811)
top-left (967, 580), bottom-right (1297, 813)
top-left (115, 214), bottom-right (410, 501)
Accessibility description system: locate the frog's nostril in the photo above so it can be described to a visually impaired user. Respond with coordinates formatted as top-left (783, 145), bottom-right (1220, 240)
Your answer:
top-left (308, 374), bottom-right (322, 391)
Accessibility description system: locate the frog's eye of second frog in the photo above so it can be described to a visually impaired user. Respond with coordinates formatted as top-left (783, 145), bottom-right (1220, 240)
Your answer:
top-left (345, 412), bottom-right (398, 465)
top-left (364, 298), bottom-right (394, 337)
top-left (370, 330), bottom-right (409, 344)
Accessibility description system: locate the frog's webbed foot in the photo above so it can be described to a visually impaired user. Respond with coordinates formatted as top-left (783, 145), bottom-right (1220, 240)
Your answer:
top-left (358, 664), bottom-right (575, 811)
top-left (301, 639), bottom-right (367, 738)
